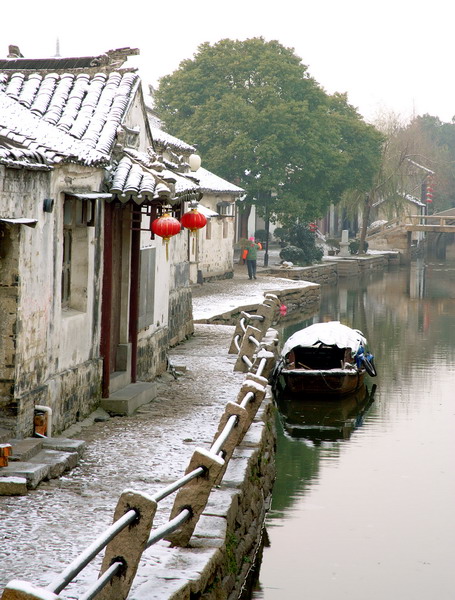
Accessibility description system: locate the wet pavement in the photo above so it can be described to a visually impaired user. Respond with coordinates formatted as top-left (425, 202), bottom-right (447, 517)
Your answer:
top-left (0, 247), bottom-right (300, 594)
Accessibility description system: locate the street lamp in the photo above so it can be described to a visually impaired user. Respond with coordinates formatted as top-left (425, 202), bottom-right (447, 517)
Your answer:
top-left (189, 153), bottom-right (201, 172)
top-left (264, 189), bottom-right (277, 267)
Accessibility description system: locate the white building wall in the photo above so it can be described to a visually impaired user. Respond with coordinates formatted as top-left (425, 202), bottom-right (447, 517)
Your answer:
top-left (1, 162), bottom-right (105, 436)
top-left (193, 192), bottom-right (236, 282)
top-left (50, 166), bottom-right (105, 373)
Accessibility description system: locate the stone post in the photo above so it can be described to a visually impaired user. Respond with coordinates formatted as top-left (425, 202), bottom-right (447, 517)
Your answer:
top-left (339, 229), bottom-right (350, 257)
top-left (234, 325), bottom-right (263, 372)
top-left (165, 448), bottom-right (224, 547)
top-left (97, 490), bottom-right (157, 600)
top-left (1, 581), bottom-right (59, 600)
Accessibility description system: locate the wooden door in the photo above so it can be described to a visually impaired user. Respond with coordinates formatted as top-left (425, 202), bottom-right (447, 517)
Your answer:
top-left (109, 205), bottom-right (123, 373)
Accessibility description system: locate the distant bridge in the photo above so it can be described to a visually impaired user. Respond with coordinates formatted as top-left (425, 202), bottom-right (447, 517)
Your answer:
top-left (403, 213), bottom-right (455, 233)
top-left (366, 209), bottom-right (455, 260)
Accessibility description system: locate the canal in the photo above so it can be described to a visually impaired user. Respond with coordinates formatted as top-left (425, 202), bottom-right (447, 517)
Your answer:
top-left (252, 260), bottom-right (455, 600)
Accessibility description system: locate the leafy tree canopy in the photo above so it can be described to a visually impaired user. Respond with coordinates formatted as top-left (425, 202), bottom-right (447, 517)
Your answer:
top-left (154, 38), bottom-right (383, 225)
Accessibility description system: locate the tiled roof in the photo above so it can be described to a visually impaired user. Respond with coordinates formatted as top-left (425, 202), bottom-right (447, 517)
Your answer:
top-left (150, 124), bottom-right (196, 154)
top-left (0, 47), bottom-right (139, 73)
top-left (0, 52), bottom-right (140, 168)
top-left (0, 143), bottom-right (51, 171)
top-left (110, 149), bottom-right (201, 204)
top-left (191, 167), bottom-right (244, 195)
top-left (0, 91), bottom-right (108, 167)
top-left (145, 113), bottom-right (244, 196)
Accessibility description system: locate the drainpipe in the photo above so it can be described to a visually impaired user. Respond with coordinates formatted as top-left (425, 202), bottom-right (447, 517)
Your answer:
top-left (34, 405), bottom-right (52, 438)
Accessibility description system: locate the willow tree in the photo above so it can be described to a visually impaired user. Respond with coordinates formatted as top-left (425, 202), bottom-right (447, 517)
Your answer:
top-left (344, 112), bottom-right (454, 253)
top-left (154, 38), bottom-right (382, 233)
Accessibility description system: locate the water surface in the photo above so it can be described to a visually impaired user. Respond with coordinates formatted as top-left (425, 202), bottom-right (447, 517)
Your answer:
top-left (253, 261), bottom-right (455, 600)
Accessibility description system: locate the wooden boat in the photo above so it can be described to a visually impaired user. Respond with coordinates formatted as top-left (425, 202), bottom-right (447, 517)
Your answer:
top-left (273, 321), bottom-right (376, 397)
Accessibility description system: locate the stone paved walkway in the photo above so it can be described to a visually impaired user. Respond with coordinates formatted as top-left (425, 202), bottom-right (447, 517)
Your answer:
top-left (0, 247), bottom-right (306, 595)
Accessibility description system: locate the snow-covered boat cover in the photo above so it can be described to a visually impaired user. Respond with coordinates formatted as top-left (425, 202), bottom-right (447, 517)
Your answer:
top-left (281, 321), bottom-right (367, 357)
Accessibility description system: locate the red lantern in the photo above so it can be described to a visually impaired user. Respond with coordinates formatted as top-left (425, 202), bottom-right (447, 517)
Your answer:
top-left (151, 213), bottom-right (181, 260)
top-left (180, 208), bottom-right (207, 232)
top-left (181, 208), bottom-right (207, 255)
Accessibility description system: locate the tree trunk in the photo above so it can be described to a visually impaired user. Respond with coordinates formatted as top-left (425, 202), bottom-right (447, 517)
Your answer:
top-left (238, 204), bottom-right (251, 240)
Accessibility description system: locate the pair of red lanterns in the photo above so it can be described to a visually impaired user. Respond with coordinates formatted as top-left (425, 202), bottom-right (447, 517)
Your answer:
top-left (151, 207), bottom-right (207, 259)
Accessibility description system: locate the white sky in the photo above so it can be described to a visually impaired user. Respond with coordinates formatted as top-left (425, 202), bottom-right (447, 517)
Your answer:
top-left (3, 0), bottom-right (455, 124)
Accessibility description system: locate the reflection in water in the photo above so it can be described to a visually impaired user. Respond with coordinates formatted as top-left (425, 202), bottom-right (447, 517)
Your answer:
top-left (251, 262), bottom-right (455, 600)
top-left (276, 385), bottom-right (376, 443)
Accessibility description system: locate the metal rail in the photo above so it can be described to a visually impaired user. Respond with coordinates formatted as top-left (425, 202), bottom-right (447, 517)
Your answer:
top-left (47, 508), bottom-right (138, 594)
top-left (79, 562), bottom-right (123, 600)
top-left (146, 508), bottom-right (192, 548)
top-left (152, 467), bottom-right (205, 502)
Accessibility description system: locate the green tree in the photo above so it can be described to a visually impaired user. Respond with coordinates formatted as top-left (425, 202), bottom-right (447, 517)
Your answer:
top-left (276, 223), bottom-right (323, 265)
top-left (154, 38), bottom-right (382, 231)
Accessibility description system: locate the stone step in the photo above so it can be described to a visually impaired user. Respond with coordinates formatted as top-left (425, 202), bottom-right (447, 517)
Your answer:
top-left (0, 436), bottom-right (86, 494)
top-left (109, 369), bottom-right (131, 394)
top-left (29, 449), bottom-right (79, 479)
top-left (42, 438), bottom-right (86, 456)
top-left (0, 476), bottom-right (28, 496)
top-left (0, 462), bottom-right (50, 489)
top-left (60, 408), bottom-right (110, 439)
top-left (101, 381), bottom-right (157, 416)
top-left (8, 438), bottom-right (43, 461)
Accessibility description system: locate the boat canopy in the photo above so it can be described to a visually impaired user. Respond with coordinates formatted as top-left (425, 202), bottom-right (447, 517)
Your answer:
top-left (281, 321), bottom-right (367, 357)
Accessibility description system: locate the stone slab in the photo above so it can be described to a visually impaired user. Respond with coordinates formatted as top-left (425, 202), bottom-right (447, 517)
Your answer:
top-left (8, 438), bottom-right (43, 462)
top-left (0, 476), bottom-right (28, 495)
top-left (0, 462), bottom-right (50, 489)
top-left (29, 449), bottom-right (79, 479)
top-left (192, 513), bottom-right (227, 543)
top-left (42, 438), bottom-right (86, 456)
top-left (101, 382), bottom-right (157, 416)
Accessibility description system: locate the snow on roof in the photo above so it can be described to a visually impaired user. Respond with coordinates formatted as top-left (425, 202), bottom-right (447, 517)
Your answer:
top-left (145, 105), bottom-right (196, 153)
top-left (372, 193), bottom-right (425, 209)
top-left (146, 115), bottom-right (244, 195)
top-left (0, 67), bottom-right (140, 168)
top-left (150, 125), bottom-right (195, 153)
top-left (403, 193), bottom-right (426, 207)
top-left (110, 153), bottom-right (201, 204)
top-left (0, 91), bottom-right (108, 167)
top-left (0, 47), bottom-right (139, 72)
top-left (281, 321), bottom-right (367, 357)
top-left (197, 204), bottom-right (219, 218)
top-left (191, 167), bottom-right (244, 195)
top-left (0, 144), bottom-right (51, 170)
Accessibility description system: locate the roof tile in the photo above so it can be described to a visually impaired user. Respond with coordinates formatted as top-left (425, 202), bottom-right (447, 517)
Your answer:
top-left (0, 65), bottom-right (140, 168)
